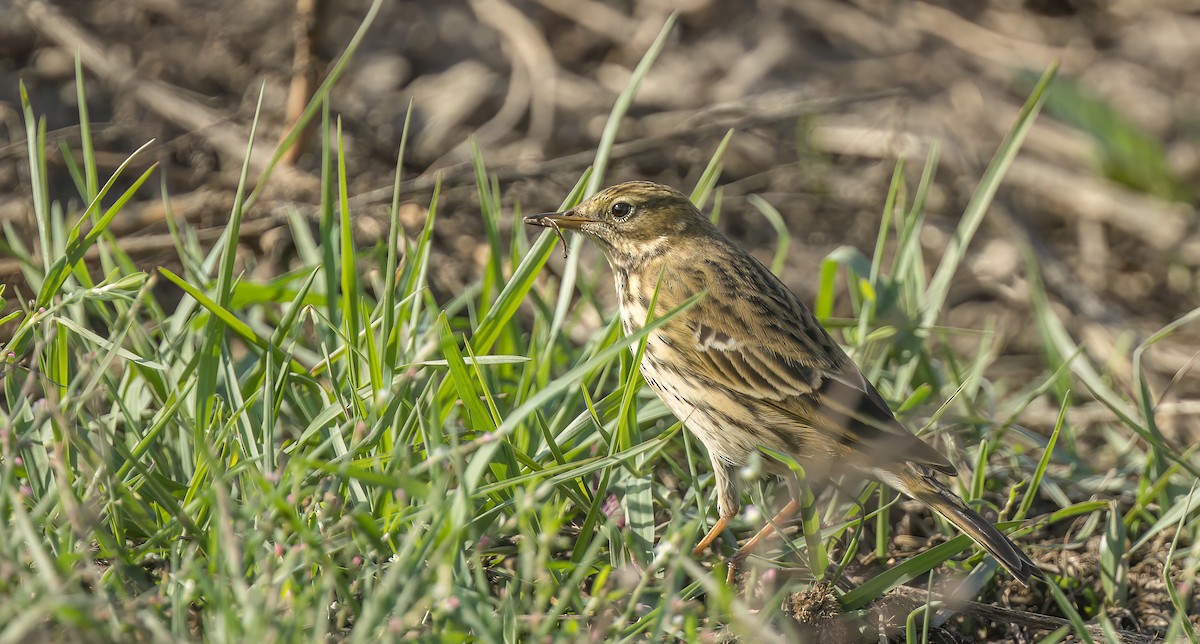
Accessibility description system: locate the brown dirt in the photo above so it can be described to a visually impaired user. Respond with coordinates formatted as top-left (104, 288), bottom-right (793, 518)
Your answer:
top-left (3, 0), bottom-right (1200, 639)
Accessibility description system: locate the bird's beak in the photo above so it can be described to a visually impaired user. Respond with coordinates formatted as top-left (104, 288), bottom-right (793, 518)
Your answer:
top-left (522, 210), bottom-right (597, 230)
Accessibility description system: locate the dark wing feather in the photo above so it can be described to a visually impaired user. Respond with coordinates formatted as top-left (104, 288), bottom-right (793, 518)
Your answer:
top-left (810, 365), bottom-right (956, 475)
top-left (668, 281), bottom-right (954, 475)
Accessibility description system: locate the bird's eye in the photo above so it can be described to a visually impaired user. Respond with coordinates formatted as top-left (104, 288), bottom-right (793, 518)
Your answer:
top-left (611, 202), bottom-right (633, 219)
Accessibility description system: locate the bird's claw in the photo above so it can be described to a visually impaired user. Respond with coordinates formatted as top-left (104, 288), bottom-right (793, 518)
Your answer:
top-left (725, 552), bottom-right (747, 587)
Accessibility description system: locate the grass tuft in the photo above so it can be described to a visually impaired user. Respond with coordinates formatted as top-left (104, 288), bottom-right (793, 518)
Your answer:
top-left (0, 26), bottom-right (1195, 644)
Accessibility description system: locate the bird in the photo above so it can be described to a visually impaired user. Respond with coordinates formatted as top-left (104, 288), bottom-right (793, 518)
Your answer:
top-left (523, 181), bottom-right (1041, 586)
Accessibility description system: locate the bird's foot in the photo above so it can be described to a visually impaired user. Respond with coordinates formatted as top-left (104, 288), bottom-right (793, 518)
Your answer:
top-left (691, 515), bottom-right (730, 558)
top-left (725, 551), bottom-right (748, 587)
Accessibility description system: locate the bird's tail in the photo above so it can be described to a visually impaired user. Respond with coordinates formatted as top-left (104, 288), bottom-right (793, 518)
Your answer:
top-left (875, 466), bottom-right (1041, 586)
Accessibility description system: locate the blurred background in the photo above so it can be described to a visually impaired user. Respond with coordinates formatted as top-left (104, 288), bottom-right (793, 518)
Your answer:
top-left (2, 0), bottom-right (1199, 445)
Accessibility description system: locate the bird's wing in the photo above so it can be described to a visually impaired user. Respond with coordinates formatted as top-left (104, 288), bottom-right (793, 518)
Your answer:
top-left (671, 306), bottom-right (955, 475)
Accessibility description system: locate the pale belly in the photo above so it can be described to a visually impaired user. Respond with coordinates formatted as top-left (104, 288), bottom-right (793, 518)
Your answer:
top-left (617, 282), bottom-right (798, 471)
top-left (637, 346), bottom-right (782, 470)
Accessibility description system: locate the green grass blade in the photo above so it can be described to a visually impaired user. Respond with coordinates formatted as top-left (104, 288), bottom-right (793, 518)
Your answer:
top-left (920, 63), bottom-right (1058, 328)
top-left (747, 195), bottom-right (790, 275)
top-left (586, 13), bottom-right (677, 194)
top-left (381, 100), bottom-right (414, 371)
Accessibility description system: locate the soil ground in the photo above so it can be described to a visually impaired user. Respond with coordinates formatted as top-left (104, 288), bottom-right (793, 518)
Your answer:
top-left (2, 0), bottom-right (1199, 640)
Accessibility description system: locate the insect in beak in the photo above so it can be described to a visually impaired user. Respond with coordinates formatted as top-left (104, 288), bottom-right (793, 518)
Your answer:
top-left (523, 210), bottom-right (598, 258)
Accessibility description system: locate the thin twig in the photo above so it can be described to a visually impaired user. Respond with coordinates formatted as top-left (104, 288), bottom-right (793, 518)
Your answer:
top-left (280, 0), bottom-right (320, 165)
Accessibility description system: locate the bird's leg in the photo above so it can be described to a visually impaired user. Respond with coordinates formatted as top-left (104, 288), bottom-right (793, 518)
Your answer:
top-left (691, 462), bottom-right (740, 557)
top-left (726, 478), bottom-right (805, 584)
top-left (725, 498), bottom-right (801, 584)
top-left (737, 499), bottom-right (802, 554)
top-left (691, 516), bottom-right (729, 557)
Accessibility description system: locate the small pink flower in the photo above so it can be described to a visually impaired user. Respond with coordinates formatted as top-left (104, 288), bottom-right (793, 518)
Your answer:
top-left (602, 494), bottom-right (625, 527)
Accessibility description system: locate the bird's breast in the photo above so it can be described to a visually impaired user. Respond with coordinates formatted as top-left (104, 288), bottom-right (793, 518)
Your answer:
top-left (615, 270), bottom-right (653, 338)
top-left (637, 351), bottom-right (776, 468)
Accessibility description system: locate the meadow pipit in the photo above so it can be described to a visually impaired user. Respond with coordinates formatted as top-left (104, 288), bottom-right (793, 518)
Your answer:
top-left (525, 181), bottom-right (1040, 585)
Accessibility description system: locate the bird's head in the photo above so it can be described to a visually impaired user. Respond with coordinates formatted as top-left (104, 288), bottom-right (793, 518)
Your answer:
top-left (524, 181), bottom-right (717, 270)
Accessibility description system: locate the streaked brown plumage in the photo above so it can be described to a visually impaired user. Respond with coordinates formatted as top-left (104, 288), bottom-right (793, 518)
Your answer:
top-left (524, 181), bottom-right (1040, 585)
